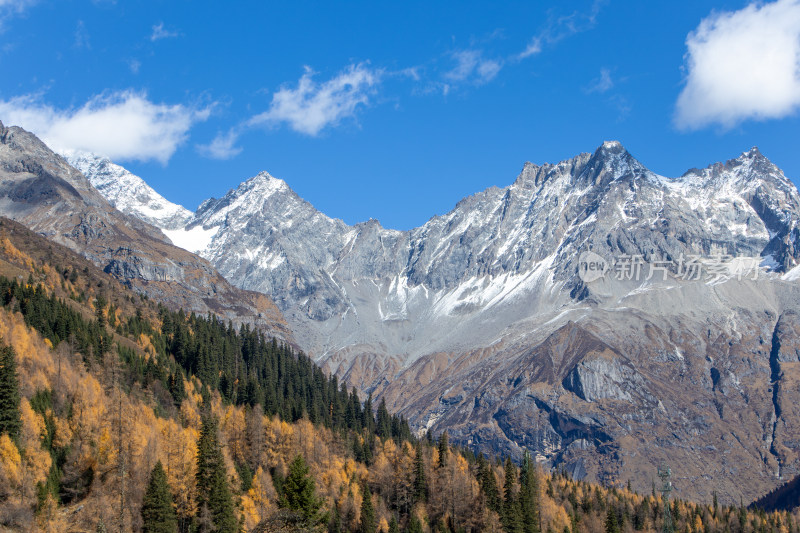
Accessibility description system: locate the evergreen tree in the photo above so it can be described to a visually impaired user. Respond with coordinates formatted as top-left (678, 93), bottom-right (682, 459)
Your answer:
top-left (437, 431), bottom-right (449, 468)
top-left (407, 514), bottom-right (424, 533)
top-left (605, 507), bottom-right (620, 533)
top-left (328, 501), bottom-right (342, 533)
top-left (413, 444), bottom-right (428, 503)
top-left (519, 451), bottom-right (541, 533)
top-left (0, 344), bottom-right (21, 442)
top-left (283, 454), bottom-right (325, 526)
top-left (388, 515), bottom-right (399, 533)
top-left (141, 461), bottom-right (177, 533)
top-left (360, 481), bottom-right (376, 533)
top-left (195, 416), bottom-right (237, 533)
top-left (478, 453), bottom-right (501, 513)
top-left (503, 457), bottom-right (523, 533)
top-left (376, 398), bottom-right (392, 440)
top-left (95, 295), bottom-right (107, 328)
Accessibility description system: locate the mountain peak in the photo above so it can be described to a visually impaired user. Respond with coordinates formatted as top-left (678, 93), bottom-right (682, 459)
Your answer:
top-left (242, 170), bottom-right (291, 197)
top-left (599, 140), bottom-right (624, 152)
top-left (63, 150), bottom-right (192, 231)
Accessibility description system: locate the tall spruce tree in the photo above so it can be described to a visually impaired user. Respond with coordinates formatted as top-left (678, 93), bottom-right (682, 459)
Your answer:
top-left (376, 398), bottom-right (392, 440)
top-left (437, 431), bottom-right (448, 468)
top-left (503, 457), bottom-right (523, 533)
top-left (328, 501), bottom-right (342, 533)
top-left (0, 344), bottom-right (21, 442)
top-left (413, 444), bottom-right (428, 503)
top-left (519, 451), bottom-right (541, 533)
top-left (282, 454), bottom-right (325, 526)
top-left (407, 514), bottom-right (424, 533)
top-left (195, 415), bottom-right (237, 533)
top-left (478, 453), bottom-right (501, 513)
top-left (141, 461), bottom-right (177, 533)
top-left (605, 507), bottom-right (620, 533)
top-left (360, 481), bottom-right (376, 533)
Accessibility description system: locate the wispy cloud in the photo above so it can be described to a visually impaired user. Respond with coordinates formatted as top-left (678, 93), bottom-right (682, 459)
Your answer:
top-left (444, 50), bottom-right (502, 85)
top-left (150, 21), bottom-right (181, 42)
top-left (675, 0), bottom-right (800, 130)
top-left (517, 0), bottom-right (604, 59)
top-left (585, 68), bottom-right (614, 94)
top-left (197, 128), bottom-right (242, 160)
top-left (0, 0), bottom-right (37, 30)
top-left (249, 63), bottom-right (381, 136)
top-left (0, 91), bottom-right (210, 163)
top-left (74, 20), bottom-right (90, 49)
top-left (128, 59), bottom-right (141, 74)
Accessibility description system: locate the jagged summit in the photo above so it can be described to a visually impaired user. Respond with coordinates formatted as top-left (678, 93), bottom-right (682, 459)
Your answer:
top-left (242, 170), bottom-right (291, 194)
top-left (54, 137), bottom-right (800, 501)
top-left (64, 151), bottom-right (193, 231)
top-left (598, 139), bottom-right (625, 153)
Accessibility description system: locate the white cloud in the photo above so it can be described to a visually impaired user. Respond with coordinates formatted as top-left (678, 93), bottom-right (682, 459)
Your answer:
top-left (0, 0), bottom-right (36, 12)
top-left (197, 129), bottom-right (242, 160)
top-left (0, 0), bottom-right (36, 30)
top-left (518, 39), bottom-right (542, 59)
top-left (517, 0), bottom-right (604, 60)
top-left (586, 68), bottom-right (613, 93)
top-left (675, 0), bottom-right (800, 130)
top-left (150, 22), bottom-right (180, 42)
top-left (249, 63), bottom-right (380, 136)
top-left (444, 50), bottom-right (502, 85)
top-left (0, 91), bottom-right (210, 163)
top-left (74, 20), bottom-right (90, 49)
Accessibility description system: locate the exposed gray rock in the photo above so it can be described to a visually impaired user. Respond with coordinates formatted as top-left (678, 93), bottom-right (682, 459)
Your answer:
top-left (76, 138), bottom-right (800, 503)
top-left (0, 121), bottom-right (294, 342)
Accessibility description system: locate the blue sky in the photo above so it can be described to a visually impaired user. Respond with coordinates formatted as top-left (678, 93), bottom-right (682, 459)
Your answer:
top-left (2, 0), bottom-right (800, 230)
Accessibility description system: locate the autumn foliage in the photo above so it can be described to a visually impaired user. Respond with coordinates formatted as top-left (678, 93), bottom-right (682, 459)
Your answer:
top-left (0, 219), bottom-right (797, 533)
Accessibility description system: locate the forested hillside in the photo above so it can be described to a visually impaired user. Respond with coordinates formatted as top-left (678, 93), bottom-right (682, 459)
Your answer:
top-left (0, 216), bottom-right (796, 532)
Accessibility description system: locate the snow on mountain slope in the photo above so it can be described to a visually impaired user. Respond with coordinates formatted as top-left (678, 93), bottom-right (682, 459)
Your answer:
top-left (177, 142), bottom-right (800, 371)
top-left (79, 143), bottom-right (800, 375)
top-left (64, 151), bottom-right (193, 231)
top-left (77, 142), bottom-right (800, 500)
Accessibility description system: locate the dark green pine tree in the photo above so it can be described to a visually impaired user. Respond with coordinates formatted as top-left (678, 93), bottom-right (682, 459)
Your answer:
top-left (195, 415), bottom-right (238, 533)
top-left (605, 506), bottom-right (620, 533)
top-left (437, 431), bottom-right (448, 468)
top-left (376, 398), bottom-right (392, 440)
top-left (360, 481), bottom-right (376, 533)
top-left (0, 344), bottom-right (21, 442)
top-left (328, 501), bottom-right (342, 533)
top-left (478, 453), bottom-right (501, 514)
top-left (413, 444), bottom-right (428, 503)
top-left (282, 454), bottom-right (326, 526)
top-left (519, 450), bottom-right (541, 533)
top-left (388, 515), bottom-right (399, 533)
top-left (407, 514), bottom-right (424, 533)
top-left (141, 461), bottom-right (178, 533)
top-left (503, 457), bottom-right (523, 533)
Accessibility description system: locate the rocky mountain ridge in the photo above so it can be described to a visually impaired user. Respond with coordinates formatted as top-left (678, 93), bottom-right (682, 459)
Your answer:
top-left (0, 121), bottom-right (293, 341)
top-left (69, 137), bottom-right (800, 503)
top-left (65, 151), bottom-right (193, 231)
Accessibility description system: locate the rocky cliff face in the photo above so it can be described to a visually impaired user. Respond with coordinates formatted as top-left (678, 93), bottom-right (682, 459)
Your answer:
top-left (0, 121), bottom-right (292, 341)
top-left (65, 151), bottom-right (193, 231)
top-left (73, 138), bottom-right (800, 503)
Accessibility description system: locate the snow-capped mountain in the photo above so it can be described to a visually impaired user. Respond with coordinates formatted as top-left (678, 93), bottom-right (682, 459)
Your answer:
top-left (76, 142), bottom-right (800, 501)
top-left (0, 122), bottom-right (292, 340)
top-left (64, 151), bottom-right (193, 231)
top-left (164, 142), bottom-right (800, 370)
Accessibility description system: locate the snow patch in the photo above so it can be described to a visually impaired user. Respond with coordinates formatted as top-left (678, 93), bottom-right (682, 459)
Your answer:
top-left (783, 263), bottom-right (800, 281)
top-left (163, 225), bottom-right (219, 253)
